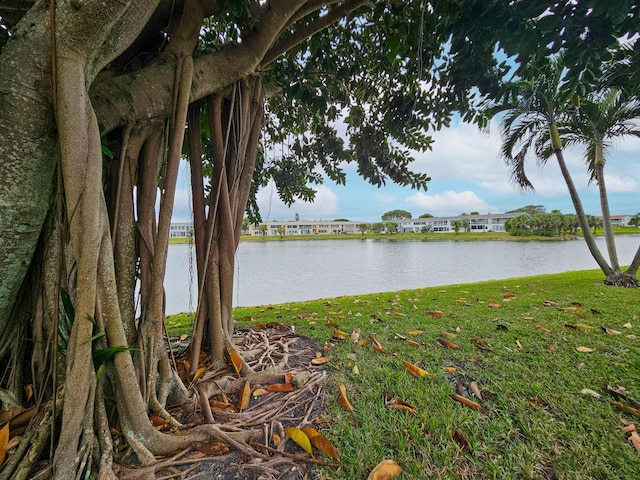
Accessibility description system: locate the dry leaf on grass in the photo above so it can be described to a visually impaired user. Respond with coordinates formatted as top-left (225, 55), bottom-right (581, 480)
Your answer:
top-left (452, 429), bottom-right (473, 453)
top-left (441, 331), bottom-right (457, 339)
top-left (443, 366), bottom-right (457, 373)
top-left (580, 388), bottom-right (601, 398)
top-left (385, 394), bottom-right (417, 414)
top-left (576, 346), bottom-right (594, 353)
top-left (312, 435), bottom-right (340, 460)
top-left (602, 327), bottom-right (621, 335)
top-left (402, 360), bottom-right (428, 378)
top-left (469, 381), bottom-right (482, 400)
top-left (405, 340), bottom-right (420, 348)
top-left (575, 324), bottom-right (594, 330)
top-left (337, 382), bottom-right (354, 411)
top-left (425, 310), bottom-right (444, 318)
top-left (367, 459), bottom-right (403, 480)
top-left (558, 307), bottom-right (577, 313)
top-left (370, 335), bottom-right (384, 353)
top-left (437, 338), bottom-right (458, 349)
top-left (451, 394), bottom-right (483, 412)
top-left (629, 431), bottom-right (640, 452)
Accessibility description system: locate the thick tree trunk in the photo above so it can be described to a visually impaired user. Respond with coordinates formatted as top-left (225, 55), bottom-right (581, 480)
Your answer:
top-left (0, 4), bottom-right (57, 332)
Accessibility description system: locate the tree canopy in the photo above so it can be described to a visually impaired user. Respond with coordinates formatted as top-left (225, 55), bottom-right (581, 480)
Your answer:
top-left (381, 209), bottom-right (412, 221)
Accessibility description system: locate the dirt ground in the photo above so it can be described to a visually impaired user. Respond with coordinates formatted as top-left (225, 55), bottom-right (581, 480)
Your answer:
top-left (115, 327), bottom-right (331, 480)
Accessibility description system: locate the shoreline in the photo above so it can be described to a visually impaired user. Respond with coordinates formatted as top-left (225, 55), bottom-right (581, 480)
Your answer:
top-left (169, 229), bottom-right (639, 244)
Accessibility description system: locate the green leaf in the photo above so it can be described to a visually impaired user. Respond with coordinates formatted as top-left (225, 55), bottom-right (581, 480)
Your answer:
top-left (92, 346), bottom-right (132, 371)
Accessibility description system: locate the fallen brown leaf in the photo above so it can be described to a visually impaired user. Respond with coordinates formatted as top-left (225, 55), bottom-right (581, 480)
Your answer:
top-left (452, 429), bottom-right (473, 453)
top-left (370, 335), bottom-right (384, 353)
top-left (209, 399), bottom-right (233, 409)
top-left (228, 347), bottom-right (243, 375)
top-left (576, 346), bottom-right (594, 353)
top-left (611, 401), bottom-right (640, 420)
top-left (575, 323), bottom-right (594, 330)
top-left (470, 381), bottom-right (482, 400)
top-left (441, 331), bottom-right (457, 339)
top-left (266, 383), bottom-right (295, 392)
top-left (367, 459), bottom-right (403, 480)
top-left (311, 356), bottom-right (332, 365)
top-left (437, 338), bottom-right (458, 349)
top-left (385, 394), bottom-right (417, 414)
top-left (630, 431), bottom-right (640, 452)
top-left (451, 394), bottom-right (483, 412)
top-left (351, 329), bottom-right (361, 342)
top-left (237, 381), bottom-right (251, 411)
top-left (602, 327), bottom-right (621, 335)
top-left (535, 325), bottom-right (552, 333)
top-left (0, 423), bottom-right (9, 466)
top-left (405, 340), bottom-right (420, 348)
top-left (191, 440), bottom-right (229, 455)
top-left (402, 360), bottom-right (428, 378)
top-left (337, 382), bottom-right (354, 411)
top-left (311, 434), bottom-right (341, 461)
top-left (621, 424), bottom-right (637, 433)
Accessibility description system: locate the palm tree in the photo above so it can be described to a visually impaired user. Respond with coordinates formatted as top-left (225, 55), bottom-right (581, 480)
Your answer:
top-left (492, 57), bottom-right (638, 286)
top-left (561, 89), bottom-right (640, 283)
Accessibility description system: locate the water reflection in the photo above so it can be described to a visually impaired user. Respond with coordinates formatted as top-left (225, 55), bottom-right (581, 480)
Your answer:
top-left (164, 236), bottom-right (640, 313)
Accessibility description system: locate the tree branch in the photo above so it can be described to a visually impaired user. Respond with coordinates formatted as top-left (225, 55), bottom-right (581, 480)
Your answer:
top-left (262, 0), bottom-right (370, 67)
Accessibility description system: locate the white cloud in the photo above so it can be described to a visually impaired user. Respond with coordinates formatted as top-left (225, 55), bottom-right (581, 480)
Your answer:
top-left (406, 190), bottom-right (499, 216)
top-left (375, 193), bottom-right (396, 203)
top-left (256, 183), bottom-right (339, 221)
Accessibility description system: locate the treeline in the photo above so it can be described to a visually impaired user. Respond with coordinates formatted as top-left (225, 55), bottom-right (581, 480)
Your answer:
top-left (505, 212), bottom-right (602, 237)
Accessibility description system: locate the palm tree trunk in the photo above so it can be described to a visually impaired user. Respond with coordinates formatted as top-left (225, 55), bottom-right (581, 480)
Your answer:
top-left (594, 142), bottom-right (620, 271)
top-left (550, 124), bottom-right (613, 277)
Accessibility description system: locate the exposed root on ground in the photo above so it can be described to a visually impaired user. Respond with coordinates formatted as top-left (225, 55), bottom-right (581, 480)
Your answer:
top-left (114, 326), bottom-right (330, 479)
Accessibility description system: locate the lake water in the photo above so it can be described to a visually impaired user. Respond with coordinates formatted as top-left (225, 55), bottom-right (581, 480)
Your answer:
top-left (164, 235), bottom-right (640, 314)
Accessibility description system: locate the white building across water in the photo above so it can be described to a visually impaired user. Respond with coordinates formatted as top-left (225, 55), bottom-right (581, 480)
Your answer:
top-left (243, 213), bottom-right (524, 236)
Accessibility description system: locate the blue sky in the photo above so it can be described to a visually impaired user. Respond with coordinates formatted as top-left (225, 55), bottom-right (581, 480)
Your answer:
top-left (172, 118), bottom-right (640, 223)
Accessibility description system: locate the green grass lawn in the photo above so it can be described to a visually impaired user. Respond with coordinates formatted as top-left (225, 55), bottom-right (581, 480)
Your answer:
top-left (166, 270), bottom-right (640, 479)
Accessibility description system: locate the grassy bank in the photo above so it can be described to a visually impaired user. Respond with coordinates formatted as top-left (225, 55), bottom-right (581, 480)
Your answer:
top-left (167, 270), bottom-right (640, 479)
top-left (168, 228), bottom-right (638, 244)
